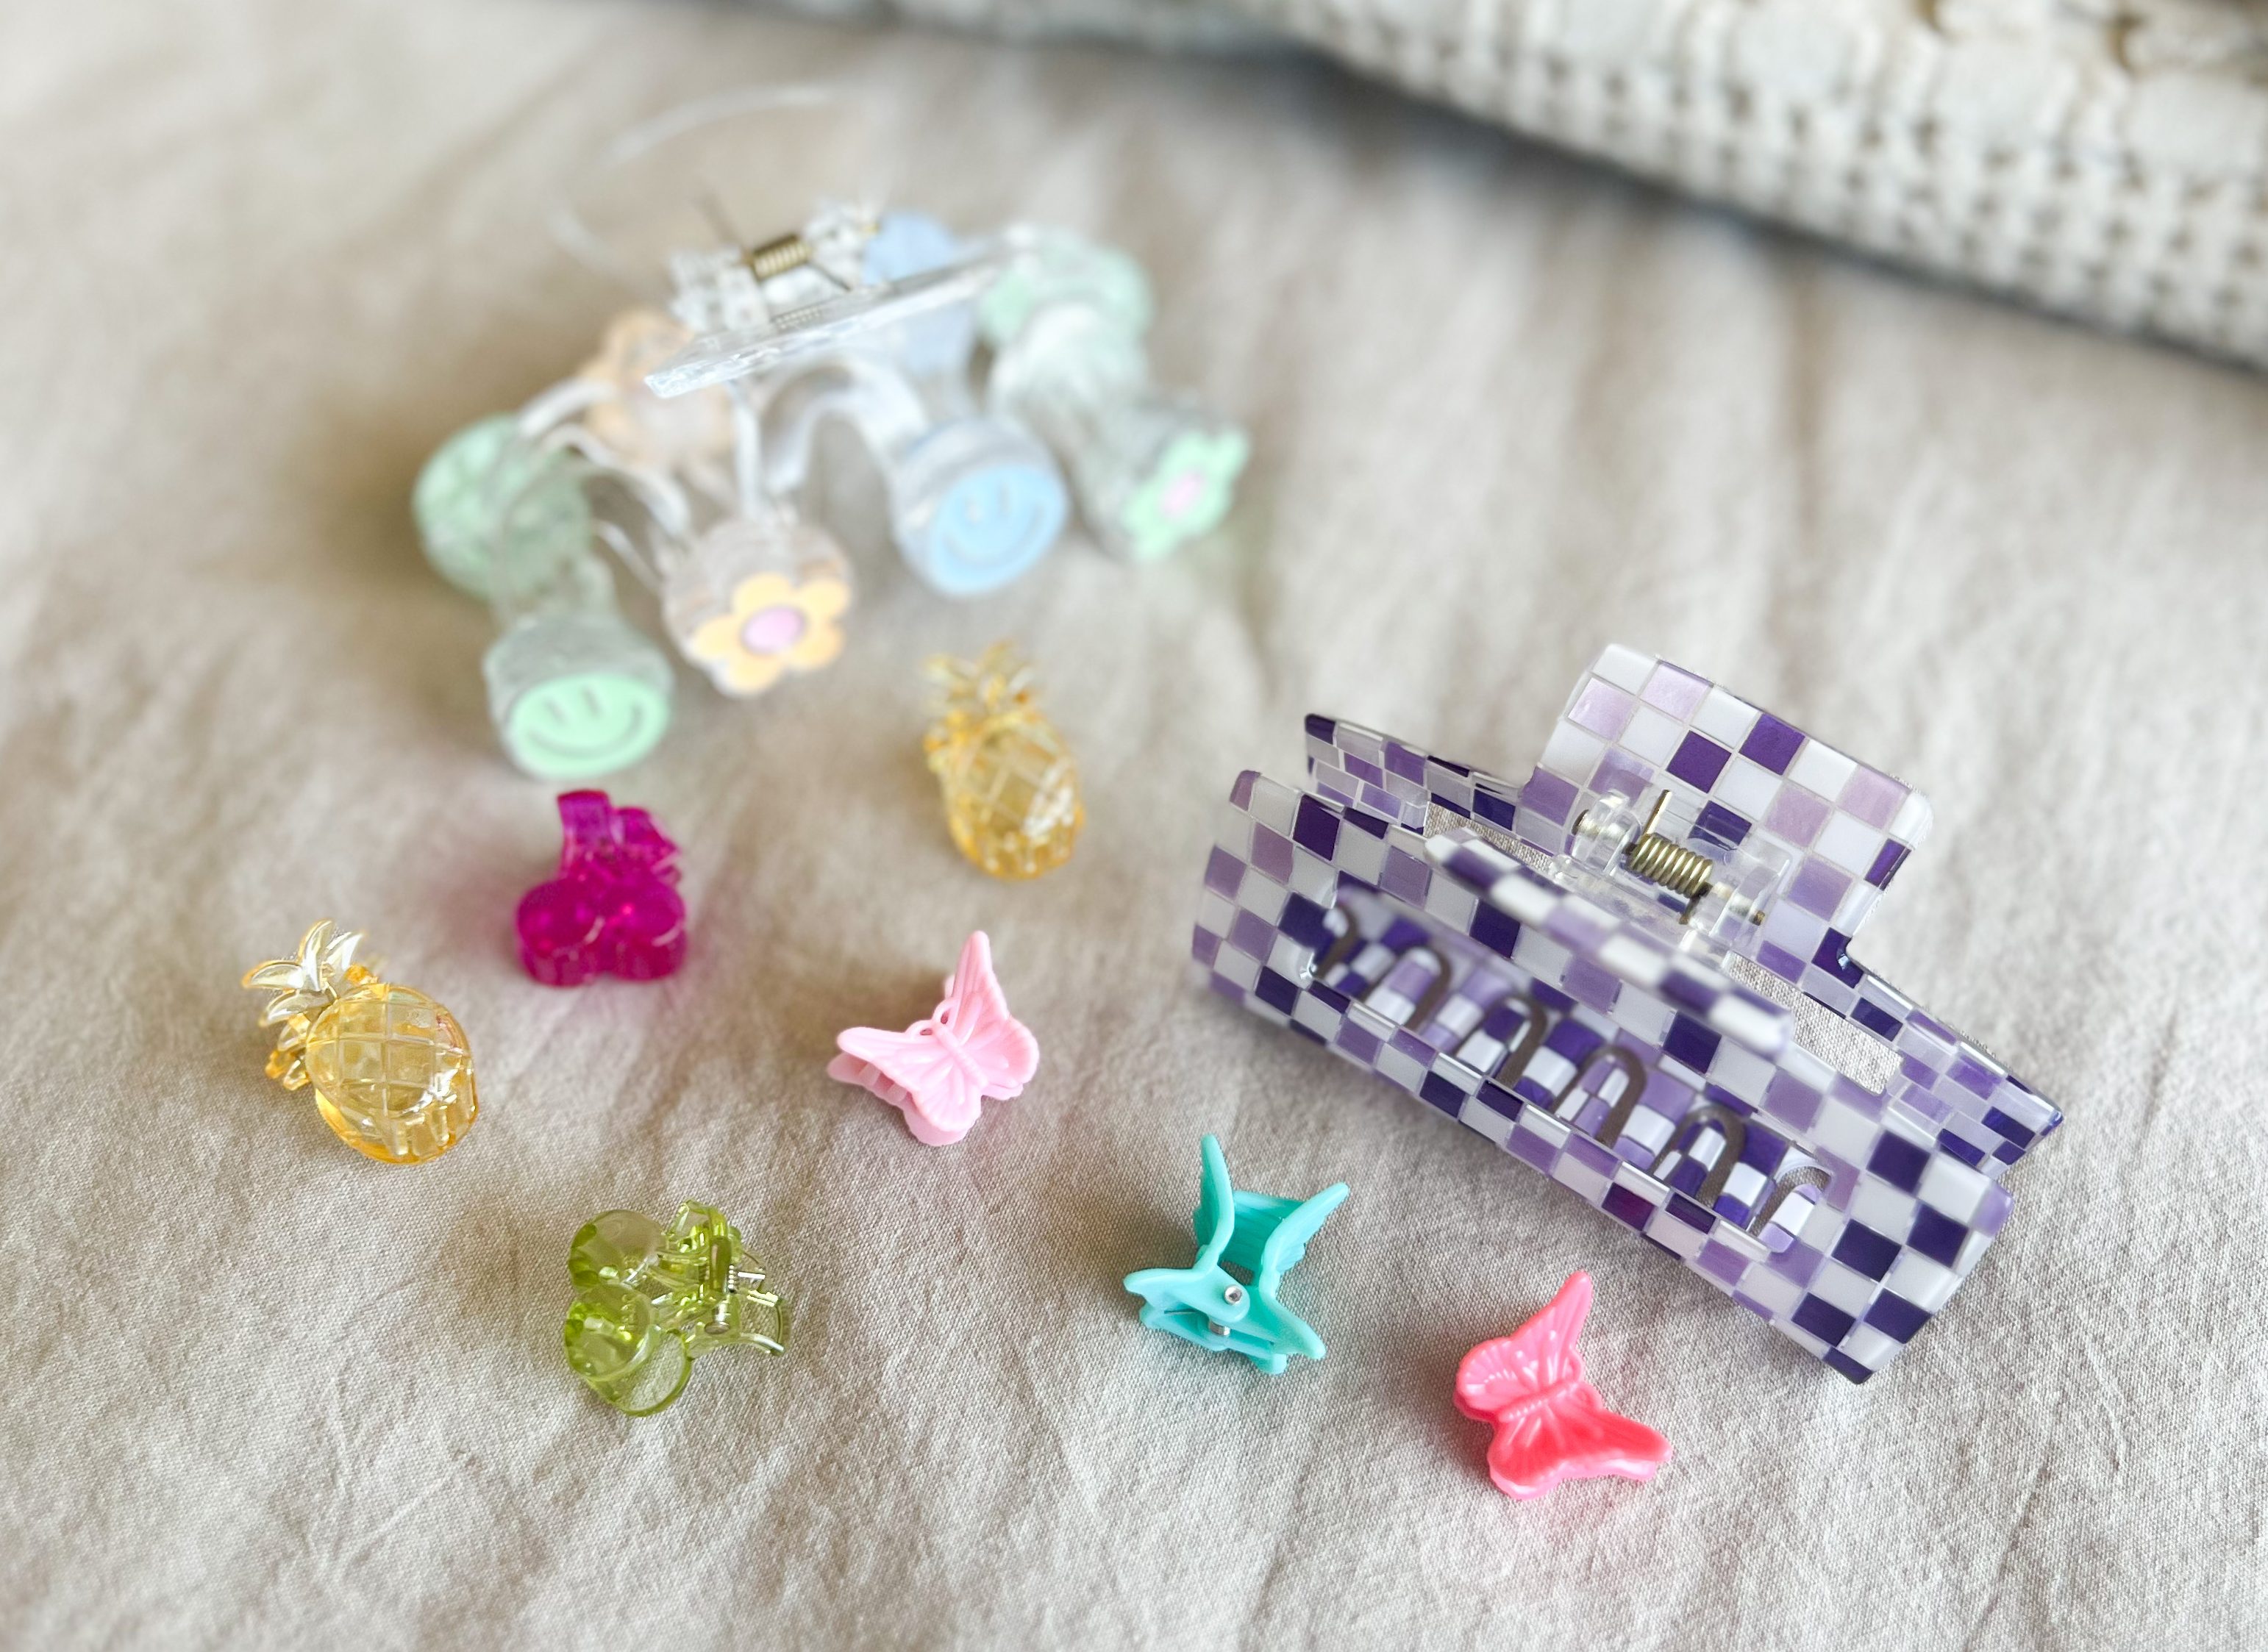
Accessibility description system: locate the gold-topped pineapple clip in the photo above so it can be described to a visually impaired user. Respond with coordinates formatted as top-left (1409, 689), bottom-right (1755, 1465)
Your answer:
top-left (243, 920), bottom-right (478, 1165)
top-left (923, 643), bottom-right (1083, 882)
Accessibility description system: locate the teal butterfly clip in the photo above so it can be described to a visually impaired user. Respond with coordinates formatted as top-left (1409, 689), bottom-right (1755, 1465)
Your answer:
top-left (1123, 1135), bottom-right (1349, 1376)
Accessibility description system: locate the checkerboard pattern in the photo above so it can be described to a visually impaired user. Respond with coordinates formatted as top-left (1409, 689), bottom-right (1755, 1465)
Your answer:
top-left (1192, 649), bottom-right (2062, 1384)
top-left (1302, 646), bottom-right (2061, 1177)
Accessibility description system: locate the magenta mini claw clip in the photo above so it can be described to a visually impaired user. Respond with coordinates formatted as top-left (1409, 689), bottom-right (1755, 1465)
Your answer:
top-left (516, 790), bottom-right (688, 985)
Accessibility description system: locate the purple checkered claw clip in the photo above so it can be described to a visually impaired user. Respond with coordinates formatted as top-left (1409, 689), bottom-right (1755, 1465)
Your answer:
top-left (1190, 645), bottom-right (2062, 1384)
top-left (516, 790), bottom-right (688, 986)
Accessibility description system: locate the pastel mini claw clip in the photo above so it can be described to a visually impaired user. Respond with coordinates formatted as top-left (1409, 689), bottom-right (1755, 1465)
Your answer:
top-left (516, 790), bottom-right (687, 985)
top-left (924, 643), bottom-right (1083, 881)
top-left (652, 202), bottom-right (1071, 599)
top-left (657, 212), bottom-right (1247, 579)
top-left (830, 931), bottom-right (1038, 1145)
top-left (981, 227), bottom-right (1249, 562)
top-left (414, 402), bottom-right (682, 782)
top-left (411, 93), bottom-right (1241, 778)
top-left (563, 1201), bottom-right (790, 1416)
top-left (637, 103), bottom-right (1242, 582)
top-left (1123, 1134), bottom-right (1348, 1375)
top-left (243, 920), bottom-right (478, 1165)
top-left (1455, 1273), bottom-right (1672, 1501)
top-left (1193, 645), bottom-right (2064, 1384)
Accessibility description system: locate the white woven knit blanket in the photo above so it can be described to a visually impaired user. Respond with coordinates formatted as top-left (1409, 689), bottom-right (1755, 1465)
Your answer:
top-left (761, 0), bottom-right (2268, 367)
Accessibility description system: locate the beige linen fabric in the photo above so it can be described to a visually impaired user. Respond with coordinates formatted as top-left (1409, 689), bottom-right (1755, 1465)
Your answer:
top-left (2, 3), bottom-right (2264, 1648)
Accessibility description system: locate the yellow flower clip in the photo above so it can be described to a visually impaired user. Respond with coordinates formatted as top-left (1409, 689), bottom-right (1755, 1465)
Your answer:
top-left (685, 568), bottom-right (851, 696)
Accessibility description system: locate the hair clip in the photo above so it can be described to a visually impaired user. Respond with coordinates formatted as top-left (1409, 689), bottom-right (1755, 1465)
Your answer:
top-left (757, 346), bottom-right (1068, 599)
top-left (829, 932), bottom-right (1037, 1145)
top-left (923, 643), bottom-right (1083, 880)
top-left (982, 228), bottom-right (1249, 563)
top-left (574, 306), bottom-right (863, 696)
top-left (646, 204), bottom-right (1007, 398)
top-left (575, 307), bottom-right (738, 475)
top-left (1123, 1134), bottom-right (1348, 1375)
top-left (517, 790), bottom-right (687, 985)
top-left (652, 204), bottom-right (1257, 590)
top-left (242, 920), bottom-right (477, 1164)
top-left (1455, 1273), bottom-right (1671, 1501)
top-left (416, 335), bottom-right (860, 769)
top-left (563, 1201), bottom-right (790, 1415)
top-left (548, 329), bottom-right (863, 703)
top-left (552, 93), bottom-right (1221, 610)
top-left (1191, 645), bottom-right (2064, 1384)
top-left (662, 509), bottom-right (852, 698)
top-left (413, 412), bottom-right (582, 602)
top-left (415, 407), bottom-right (677, 780)
top-left (666, 207), bottom-right (1068, 600)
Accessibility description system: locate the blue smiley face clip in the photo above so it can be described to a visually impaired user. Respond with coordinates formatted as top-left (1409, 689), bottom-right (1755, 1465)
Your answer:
top-left (1124, 1134), bottom-right (1349, 1376)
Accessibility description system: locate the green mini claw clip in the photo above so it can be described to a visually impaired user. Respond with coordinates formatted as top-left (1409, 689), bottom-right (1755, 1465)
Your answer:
top-left (1123, 1135), bottom-right (1349, 1376)
top-left (563, 1202), bottom-right (791, 1416)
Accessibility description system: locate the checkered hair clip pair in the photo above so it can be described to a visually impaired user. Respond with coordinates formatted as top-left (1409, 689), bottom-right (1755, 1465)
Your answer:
top-left (1191, 646), bottom-right (2062, 1384)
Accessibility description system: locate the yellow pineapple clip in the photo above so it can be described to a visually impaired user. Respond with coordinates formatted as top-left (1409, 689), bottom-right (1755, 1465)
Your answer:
top-left (923, 643), bottom-right (1083, 882)
top-left (243, 920), bottom-right (479, 1165)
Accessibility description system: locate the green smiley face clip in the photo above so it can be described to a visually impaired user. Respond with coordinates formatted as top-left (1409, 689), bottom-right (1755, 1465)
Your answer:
top-left (489, 633), bottom-right (673, 782)
top-left (416, 415), bottom-right (677, 783)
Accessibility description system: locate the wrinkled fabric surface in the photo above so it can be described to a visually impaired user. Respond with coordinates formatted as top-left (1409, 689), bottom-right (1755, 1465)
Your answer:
top-left (3, 3), bottom-right (2265, 1648)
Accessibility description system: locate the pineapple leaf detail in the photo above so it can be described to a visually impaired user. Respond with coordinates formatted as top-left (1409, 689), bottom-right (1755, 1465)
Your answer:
top-left (243, 920), bottom-right (374, 1090)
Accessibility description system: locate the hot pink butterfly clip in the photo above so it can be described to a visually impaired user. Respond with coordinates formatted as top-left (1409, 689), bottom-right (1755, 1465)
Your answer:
top-left (827, 932), bottom-right (1039, 1146)
top-left (1454, 1271), bottom-right (1672, 1501)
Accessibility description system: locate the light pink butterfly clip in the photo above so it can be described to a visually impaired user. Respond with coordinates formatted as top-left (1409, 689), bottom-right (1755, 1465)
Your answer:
top-left (1454, 1271), bottom-right (1672, 1501)
top-left (828, 931), bottom-right (1039, 1146)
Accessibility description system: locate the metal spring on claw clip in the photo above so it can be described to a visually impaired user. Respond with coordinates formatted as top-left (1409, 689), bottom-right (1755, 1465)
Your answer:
top-left (746, 231), bottom-right (824, 282)
top-left (1621, 792), bottom-right (1718, 912)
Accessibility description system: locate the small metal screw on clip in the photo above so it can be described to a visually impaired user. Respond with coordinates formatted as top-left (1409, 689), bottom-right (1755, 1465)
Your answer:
top-left (1222, 1284), bottom-right (1247, 1305)
top-left (1208, 1281), bottom-right (1249, 1339)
